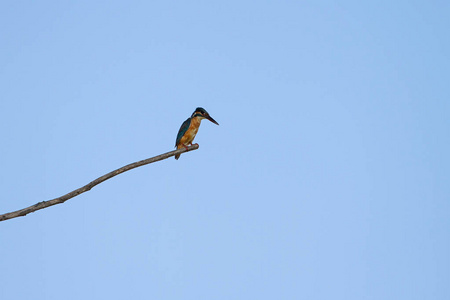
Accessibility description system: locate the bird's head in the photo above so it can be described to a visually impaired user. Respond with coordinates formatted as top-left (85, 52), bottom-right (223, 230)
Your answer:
top-left (192, 107), bottom-right (219, 125)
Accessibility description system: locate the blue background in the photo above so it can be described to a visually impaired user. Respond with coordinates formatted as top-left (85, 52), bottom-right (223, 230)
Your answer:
top-left (1, 1), bottom-right (449, 299)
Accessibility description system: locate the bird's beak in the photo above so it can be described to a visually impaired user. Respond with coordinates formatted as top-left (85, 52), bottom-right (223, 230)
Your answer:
top-left (206, 115), bottom-right (219, 125)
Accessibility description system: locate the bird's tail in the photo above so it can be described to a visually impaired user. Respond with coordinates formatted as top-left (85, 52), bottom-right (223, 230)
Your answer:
top-left (175, 144), bottom-right (182, 160)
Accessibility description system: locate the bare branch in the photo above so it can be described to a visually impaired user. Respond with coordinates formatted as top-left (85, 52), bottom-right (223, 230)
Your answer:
top-left (0, 144), bottom-right (199, 222)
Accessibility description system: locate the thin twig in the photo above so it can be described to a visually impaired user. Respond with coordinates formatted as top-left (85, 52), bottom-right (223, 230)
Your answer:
top-left (0, 144), bottom-right (199, 222)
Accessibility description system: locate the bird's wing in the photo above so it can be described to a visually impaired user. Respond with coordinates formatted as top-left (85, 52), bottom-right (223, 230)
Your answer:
top-left (175, 118), bottom-right (191, 147)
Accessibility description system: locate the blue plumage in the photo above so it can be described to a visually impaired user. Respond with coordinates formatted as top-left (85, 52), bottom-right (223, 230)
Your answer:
top-left (175, 118), bottom-right (192, 147)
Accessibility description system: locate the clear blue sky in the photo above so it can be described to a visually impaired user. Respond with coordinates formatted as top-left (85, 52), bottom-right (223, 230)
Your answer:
top-left (1, 1), bottom-right (449, 299)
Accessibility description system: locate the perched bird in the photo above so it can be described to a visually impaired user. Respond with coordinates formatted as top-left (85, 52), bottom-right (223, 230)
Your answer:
top-left (175, 107), bottom-right (219, 160)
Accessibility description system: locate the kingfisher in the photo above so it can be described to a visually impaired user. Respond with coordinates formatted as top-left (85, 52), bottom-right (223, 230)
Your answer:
top-left (175, 107), bottom-right (219, 160)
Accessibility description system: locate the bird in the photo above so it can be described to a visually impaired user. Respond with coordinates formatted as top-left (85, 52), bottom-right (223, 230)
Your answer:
top-left (175, 107), bottom-right (219, 160)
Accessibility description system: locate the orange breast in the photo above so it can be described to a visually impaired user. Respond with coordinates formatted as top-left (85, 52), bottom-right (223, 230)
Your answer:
top-left (178, 117), bottom-right (201, 147)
